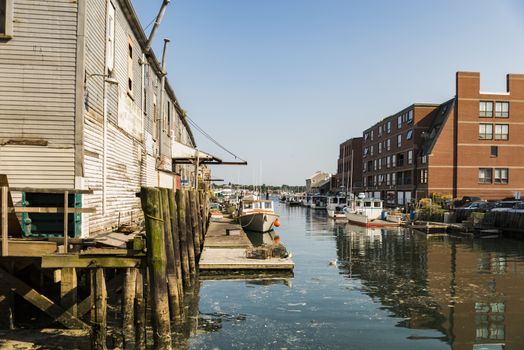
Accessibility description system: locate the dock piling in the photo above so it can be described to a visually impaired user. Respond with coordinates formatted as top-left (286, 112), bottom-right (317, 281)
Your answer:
top-left (140, 187), bottom-right (172, 350)
top-left (176, 189), bottom-right (191, 289)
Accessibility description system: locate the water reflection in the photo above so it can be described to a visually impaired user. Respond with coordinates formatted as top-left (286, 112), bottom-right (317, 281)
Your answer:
top-left (183, 205), bottom-right (524, 350)
top-left (335, 227), bottom-right (524, 349)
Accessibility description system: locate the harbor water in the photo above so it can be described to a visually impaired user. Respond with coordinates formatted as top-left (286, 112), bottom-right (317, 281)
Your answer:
top-left (180, 202), bottom-right (524, 350)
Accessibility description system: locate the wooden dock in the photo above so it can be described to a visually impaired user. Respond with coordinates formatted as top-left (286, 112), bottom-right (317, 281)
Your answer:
top-left (199, 219), bottom-right (294, 273)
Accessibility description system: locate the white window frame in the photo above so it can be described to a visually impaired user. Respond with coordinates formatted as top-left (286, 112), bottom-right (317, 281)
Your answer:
top-left (494, 124), bottom-right (508, 140)
top-left (407, 150), bottom-right (413, 164)
top-left (494, 168), bottom-right (508, 184)
top-left (495, 102), bottom-right (509, 118)
top-left (0, 0), bottom-right (13, 39)
top-left (480, 101), bottom-right (493, 117)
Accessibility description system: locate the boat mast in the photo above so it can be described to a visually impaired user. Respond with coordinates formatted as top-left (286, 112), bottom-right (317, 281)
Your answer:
top-left (347, 149), bottom-right (353, 199)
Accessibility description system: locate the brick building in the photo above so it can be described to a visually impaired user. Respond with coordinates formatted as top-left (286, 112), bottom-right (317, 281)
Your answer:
top-left (335, 138), bottom-right (363, 193)
top-left (359, 72), bottom-right (524, 206)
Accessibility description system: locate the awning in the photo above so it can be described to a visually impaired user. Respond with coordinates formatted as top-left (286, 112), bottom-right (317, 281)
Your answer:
top-left (172, 140), bottom-right (222, 164)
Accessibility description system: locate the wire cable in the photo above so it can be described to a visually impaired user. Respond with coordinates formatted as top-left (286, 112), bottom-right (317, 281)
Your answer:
top-left (185, 116), bottom-right (247, 162)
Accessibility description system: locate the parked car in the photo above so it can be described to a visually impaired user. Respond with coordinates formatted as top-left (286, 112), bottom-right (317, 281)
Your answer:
top-left (460, 201), bottom-right (490, 210)
top-left (454, 196), bottom-right (482, 208)
top-left (512, 202), bottom-right (524, 213)
top-left (490, 200), bottom-right (522, 212)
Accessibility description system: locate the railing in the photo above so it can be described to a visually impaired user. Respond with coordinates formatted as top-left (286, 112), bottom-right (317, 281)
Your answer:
top-left (1, 186), bottom-right (95, 256)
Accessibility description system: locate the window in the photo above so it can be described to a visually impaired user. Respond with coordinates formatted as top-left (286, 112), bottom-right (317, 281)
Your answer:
top-left (494, 168), bottom-right (508, 184)
top-left (386, 138), bottom-right (391, 151)
top-left (363, 147), bottom-right (368, 157)
top-left (378, 125), bottom-right (383, 137)
top-left (370, 130), bottom-right (374, 141)
top-left (373, 175), bottom-right (377, 187)
top-left (479, 168), bottom-right (492, 184)
top-left (479, 123), bottom-right (493, 140)
top-left (397, 134), bottom-right (402, 147)
top-left (378, 158), bottom-right (382, 170)
top-left (378, 142), bottom-right (382, 154)
top-left (495, 102), bottom-right (509, 118)
top-left (370, 145), bottom-right (374, 156)
top-left (420, 169), bottom-right (428, 184)
top-left (397, 153), bottom-right (404, 166)
top-left (367, 160), bottom-right (372, 172)
top-left (364, 132), bottom-right (369, 141)
top-left (387, 121), bottom-right (391, 133)
top-left (479, 101), bottom-right (493, 117)
top-left (407, 110), bottom-right (414, 123)
top-left (152, 94), bottom-right (158, 140)
top-left (391, 172), bottom-right (396, 185)
top-left (373, 159), bottom-right (377, 171)
top-left (386, 173), bottom-right (391, 185)
top-left (0, 0), bottom-right (13, 38)
top-left (127, 40), bottom-right (134, 93)
top-left (491, 146), bottom-right (498, 157)
top-left (392, 154), bottom-right (396, 167)
top-left (397, 116), bottom-right (402, 129)
top-left (407, 150), bottom-right (413, 164)
top-left (494, 124), bottom-right (508, 140)
top-left (386, 156), bottom-right (391, 168)
top-left (406, 129), bottom-right (413, 140)
top-left (421, 155), bottom-right (427, 164)
top-left (106, 2), bottom-right (115, 72)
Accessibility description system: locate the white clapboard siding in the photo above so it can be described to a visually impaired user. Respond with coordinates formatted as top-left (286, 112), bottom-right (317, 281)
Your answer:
top-left (0, 145), bottom-right (75, 188)
top-left (0, 0), bottom-right (78, 148)
top-left (0, 0), bottom-right (78, 190)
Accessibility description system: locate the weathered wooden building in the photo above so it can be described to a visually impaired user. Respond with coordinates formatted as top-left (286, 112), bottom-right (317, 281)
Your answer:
top-left (0, 0), bottom-right (201, 236)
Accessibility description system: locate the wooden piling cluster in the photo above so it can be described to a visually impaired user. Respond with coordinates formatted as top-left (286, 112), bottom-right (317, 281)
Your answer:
top-left (138, 186), bottom-right (209, 349)
top-left (0, 184), bottom-right (210, 350)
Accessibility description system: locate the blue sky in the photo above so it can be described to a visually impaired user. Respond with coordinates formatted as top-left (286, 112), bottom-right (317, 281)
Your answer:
top-left (132, 0), bottom-right (524, 186)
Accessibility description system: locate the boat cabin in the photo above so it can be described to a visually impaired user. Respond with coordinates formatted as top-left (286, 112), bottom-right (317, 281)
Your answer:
top-left (240, 199), bottom-right (275, 213)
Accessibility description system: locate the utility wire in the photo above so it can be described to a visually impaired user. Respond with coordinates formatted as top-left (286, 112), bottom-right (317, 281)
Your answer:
top-left (186, 116), bottom-right (247, 162)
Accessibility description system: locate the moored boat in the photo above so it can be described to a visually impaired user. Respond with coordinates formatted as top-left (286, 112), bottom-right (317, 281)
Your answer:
top-left (327, 196), bottom-right (348, 220)
top-left (343, 198), bottom-right (399, 227)
top-left (238, 198), bottom-right (279, 232)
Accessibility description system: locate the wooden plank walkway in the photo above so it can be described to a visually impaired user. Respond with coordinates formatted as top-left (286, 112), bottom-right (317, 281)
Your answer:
top-left (199, 219), bottom-right (294, 273)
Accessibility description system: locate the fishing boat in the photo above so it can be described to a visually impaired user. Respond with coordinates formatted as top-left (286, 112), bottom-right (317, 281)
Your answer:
top-left (238, 198), bottom-right (279, 232)
top-left (286, 195), bottom-right (302, 206)
top-left (310, 195), bottom-right (327, 210)
top-left (343, 198), bottom-right (398, 227)
top-left (327, 196), bottom-right (348, 220)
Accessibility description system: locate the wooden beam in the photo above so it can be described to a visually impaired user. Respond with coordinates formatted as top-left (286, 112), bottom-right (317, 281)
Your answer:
top-left (63, 191), bottom-right (69, 253)
top-left (0, 267), bottom-right (90, 330)
top-left (60, 267), bottom-right (77, 317)
top-left (10, 207), bottom-right (96, 214)
top-left (9, 188), bottom-right (93, 194)
top-left (91, 268), bottom-right (107, 349)
top-left (1, 186), bottom-right (7, 257)
top-left (41, 255), bottom-right (144, 269)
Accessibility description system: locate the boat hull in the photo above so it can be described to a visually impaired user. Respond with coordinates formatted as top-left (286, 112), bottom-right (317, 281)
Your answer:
top-left (327, 209), bottom-right (348, 220)
top-left (345, 212), bottom-right (399, 227)
top-left (239, 212), bottom-right (279, 233)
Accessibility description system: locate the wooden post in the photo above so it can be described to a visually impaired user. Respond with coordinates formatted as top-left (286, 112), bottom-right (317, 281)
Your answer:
top-left (63, 191), bottom-right (69, 253)
top-left (60, 267), bottom-right (77, 317)
top-left (168, 190), bottom-right (184, 303)
top-left (199, 190), bottom-right (207, 237)
top-left (0, 265), bottom-right (14, 329)
top-left (134, 268), bottom-right (146, 350)
top-left (1, 186), bottom-right (8, 257)
top-left (176, 189), bottom-right (191, 289)
top-left (140, 187), bottom-right (172, 350)
top-left (122, 268), bottom-right (137, 349)
top-left (91, 268), bottom-right (107, 350)
top-left (185, 193), bottom-right (197, 281)
top-left (195, 190), bottom-right (204, 245)
top-left (160, 188), bottom-right (181, 319)
top-left (190, 190), bottom-right (201, 260)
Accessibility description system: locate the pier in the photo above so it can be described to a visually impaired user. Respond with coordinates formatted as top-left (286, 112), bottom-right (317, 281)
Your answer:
top-left (199, 218), bottom-right (294, 273)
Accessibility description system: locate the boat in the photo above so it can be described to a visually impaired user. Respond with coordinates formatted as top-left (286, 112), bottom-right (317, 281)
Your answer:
top-left (343, 198), bottom-right (399, 227)
top-left (286, 195), bottom-right (302, 206)
top-left (238, 198), bottom-right (279, 232)
top-left (310, 195), bottom-right (327, 210)
top-left (327, 196), bottom-right (348, 220)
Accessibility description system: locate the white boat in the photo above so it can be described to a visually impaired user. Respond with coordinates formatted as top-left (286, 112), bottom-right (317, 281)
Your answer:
top-left (310, 195), bottom-right (327, 210)
top-left (327, 196), bottom-right (348, 220)
top-left (343, 198), bottom-right (398, 227)
top-left (286, 195), bottom-right (302, 206)
top-left (238, 198), bottom-right (279, 232)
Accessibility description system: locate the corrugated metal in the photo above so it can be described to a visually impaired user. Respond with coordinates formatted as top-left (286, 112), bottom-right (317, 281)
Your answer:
top-left (0, 0), bottom-right (77, 189)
